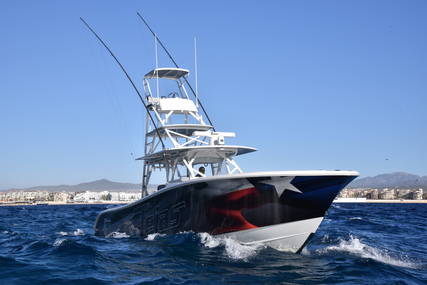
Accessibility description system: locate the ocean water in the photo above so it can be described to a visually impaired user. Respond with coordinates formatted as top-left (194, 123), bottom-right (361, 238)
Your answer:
top-left (0, 203), bottom-right (426, 284)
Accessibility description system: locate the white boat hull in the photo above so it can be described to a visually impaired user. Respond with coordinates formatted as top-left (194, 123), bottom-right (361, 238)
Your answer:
top-left (221, 217), bottom-right (323, 253)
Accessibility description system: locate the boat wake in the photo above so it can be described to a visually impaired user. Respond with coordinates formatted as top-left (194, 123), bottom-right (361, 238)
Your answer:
top-left (107, 232), bottom-right (131, 239)
top-left (313, 234), bottom-right (421, 269)
top-left (198, 232), bottom-right (265, 261)
top-left (145, 233), bottom-right (165, 241)
top-left (142, 231), bottom-right (265, 261)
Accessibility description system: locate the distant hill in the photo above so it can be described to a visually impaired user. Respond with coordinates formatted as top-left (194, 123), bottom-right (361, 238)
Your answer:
top-left (5, 179), bottom-right (148, 193)
top-left (4, 173), bottom-right (427, 192)
top-left (348, 172), bottom-right (427, 188)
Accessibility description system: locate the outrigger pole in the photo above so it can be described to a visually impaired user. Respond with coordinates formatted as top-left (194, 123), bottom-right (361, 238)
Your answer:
top-left (80, 17), bottom-right (166, 150)
top-left (137, 12), bottom-right (216, 132)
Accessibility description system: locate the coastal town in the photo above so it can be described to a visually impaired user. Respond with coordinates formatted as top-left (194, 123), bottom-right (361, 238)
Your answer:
top-left (0, 186), bottom-right (425, 206)
top-left (337, 187), bottom-right (425, 202)
top-left (0, 189), bottom-right (148, 205)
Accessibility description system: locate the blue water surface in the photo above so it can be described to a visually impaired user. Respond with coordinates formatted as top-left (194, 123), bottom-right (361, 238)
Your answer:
top-left (0, 203), bottom-right (426, 284)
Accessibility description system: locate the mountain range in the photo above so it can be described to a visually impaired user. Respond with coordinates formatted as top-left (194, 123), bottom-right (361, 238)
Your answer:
top-left (348, 172), bottom-right (427, 188)
top-left (3, 172), bottom-right (426, 192)
top-left (4, 179), bottom-right (143, 193)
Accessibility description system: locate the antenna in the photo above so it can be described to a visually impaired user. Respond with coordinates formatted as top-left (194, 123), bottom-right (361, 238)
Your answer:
top-left (194, 37), bottom-right (198, 107)
top-left (155, 34), bottom-right (159, 98)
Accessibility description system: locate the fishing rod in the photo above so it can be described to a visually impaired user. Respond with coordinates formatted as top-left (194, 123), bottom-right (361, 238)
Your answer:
top-left (80, 17), bottom-right (166, 150)
top-left (137, 12), bottom-right (216, 132)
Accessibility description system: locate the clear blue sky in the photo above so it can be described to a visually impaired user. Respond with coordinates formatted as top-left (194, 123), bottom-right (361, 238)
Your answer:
top-left (1, 1), bottom-right (426, 190)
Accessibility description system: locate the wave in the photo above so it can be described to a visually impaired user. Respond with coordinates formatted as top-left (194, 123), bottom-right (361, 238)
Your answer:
top-left (73, 229), bottom-right (84, 236)
top-left (314, 234), bottom-right (421, 269)
top-left (57, 229), bottom-right (85, 237)
top-left (198, 232), bottom-right (265, 261)
top-left (106, 232), bottom-right (131, 238)
top-left (53, 238), bottom-right (67, 247)
top-left (145, 233), bottom-right (165, 240)
top-left (141, 231), bottom-right (265, 261)
top-left (105, 224), bottom-right (140, 238)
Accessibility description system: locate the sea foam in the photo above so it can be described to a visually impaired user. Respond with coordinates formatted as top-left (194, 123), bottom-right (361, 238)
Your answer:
top-left (73, 229), bottom-right (84, 236)
top-left (107, 232), bottom-right (130, 238)
top-left (198, 232), bottom-right (264, 261)
top-left (144, 233), bottom-right (166, 240)
top-left (318, 235), bottom-right (420, 269)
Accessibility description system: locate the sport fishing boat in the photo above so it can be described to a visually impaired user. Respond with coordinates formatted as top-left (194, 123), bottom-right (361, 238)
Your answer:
top-left (93, 65), bottom-right (359, 253)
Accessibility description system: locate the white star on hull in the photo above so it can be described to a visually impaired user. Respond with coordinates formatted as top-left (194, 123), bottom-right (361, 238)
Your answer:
top-left (260, 176), bottom-right (302, 197)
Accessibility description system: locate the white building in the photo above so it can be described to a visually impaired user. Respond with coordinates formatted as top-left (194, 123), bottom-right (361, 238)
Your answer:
top-left (72, 190), bottom-right (141, 203)
top-left (109, 191), bottom-right (142, 201)
top-left (413, 188), bottom-right (423, 200)
top-left (1, 190), bottom-right (49, 202)
top-left (73, 191), bottom-right (110, 203)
